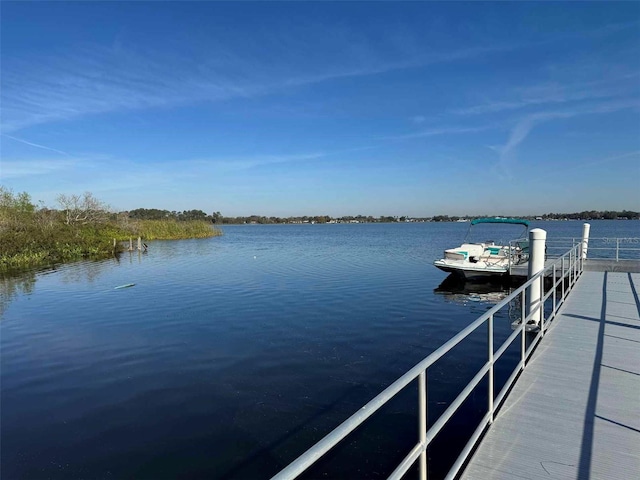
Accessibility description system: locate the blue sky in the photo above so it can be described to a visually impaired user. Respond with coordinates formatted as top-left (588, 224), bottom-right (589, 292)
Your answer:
top-left (1, 2), bottom-right (639, 217)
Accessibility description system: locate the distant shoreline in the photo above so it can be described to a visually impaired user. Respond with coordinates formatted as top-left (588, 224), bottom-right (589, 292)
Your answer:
top-left (216, 215), bottom-right (639, 225)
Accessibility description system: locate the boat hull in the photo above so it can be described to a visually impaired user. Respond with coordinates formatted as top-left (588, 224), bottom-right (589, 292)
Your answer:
top-left (433, 260), bottom-right (509, 280)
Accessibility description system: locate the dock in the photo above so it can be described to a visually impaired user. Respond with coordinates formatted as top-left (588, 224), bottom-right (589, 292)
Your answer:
top-left (509, 258), bottom-right (558, 278)
top-left (460, 271), bottom-right (640, 479)
top-left (272, 232), bottom-right (640, 480)
top-left (510, 258), bottom-right (640, 278)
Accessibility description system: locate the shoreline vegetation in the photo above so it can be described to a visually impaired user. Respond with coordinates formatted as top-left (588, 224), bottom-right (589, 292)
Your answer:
top-left (0, 189), bottom-right (221, 272)
top-left (1, 187), bottom-right (637, 272)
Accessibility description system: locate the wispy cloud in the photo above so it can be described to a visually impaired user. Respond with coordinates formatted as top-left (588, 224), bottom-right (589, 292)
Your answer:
top-left (593, 150), bottom-right (640, 163)
top-left (0, 158), bottom-right (77, 179)
top-left (495, 98), bottom-right (640, 176)
top-left (577, 150), bottom-right (640, 171)
top-left (1, 134), bottom-right (75, 157)
top-left (0, 152), bottom-right (183, 208)
top-left (0, 24), bottom-right (562, 133)
top-left (382, 125), bottom-right (492, 141)
top-left (525, 150), bottom-right (640, 183)
top-left (5, 15), bottom-right (634, 133)
top-left (180, 143), bottom-right (386, 174)
top-left (453, 73), bottom-right (640, 116)
top-left (184, 152), bottom-right (328, 173)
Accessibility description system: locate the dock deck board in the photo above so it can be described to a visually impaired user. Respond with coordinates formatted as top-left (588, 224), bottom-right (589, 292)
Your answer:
top-left (460, 271), bottom-right (640, 480)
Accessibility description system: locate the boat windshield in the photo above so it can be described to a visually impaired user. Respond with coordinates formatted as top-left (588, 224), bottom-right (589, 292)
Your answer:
top-left (464, 219), bottom-right (529, 245)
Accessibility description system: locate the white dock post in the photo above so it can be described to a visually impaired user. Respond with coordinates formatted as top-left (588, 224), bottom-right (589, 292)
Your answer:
top-left (581, 223), bottom-right (590, 260)
top-left (527, 228), bottom-right (547, 326)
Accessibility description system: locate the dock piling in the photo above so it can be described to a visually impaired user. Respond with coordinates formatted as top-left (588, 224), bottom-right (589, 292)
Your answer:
top-left (527, 228), bottom-right (547, 326)
top-left (581, 223), bottom-right (590, 260)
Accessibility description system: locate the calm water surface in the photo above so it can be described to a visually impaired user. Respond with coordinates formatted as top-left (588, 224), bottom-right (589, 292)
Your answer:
top-left (2, 221), bottom-right (638, 479)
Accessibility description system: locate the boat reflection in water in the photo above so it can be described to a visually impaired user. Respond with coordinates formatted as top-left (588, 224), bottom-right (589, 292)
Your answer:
top-left (434, 274), bottom-right (523, 322)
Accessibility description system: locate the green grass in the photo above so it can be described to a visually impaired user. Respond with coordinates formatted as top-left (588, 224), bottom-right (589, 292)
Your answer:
top-left (0, 219), bottom-right (222, 272)
top-left (0, 223), bottom-right (128, 271)
top-left (0, 188), bottom-right (223, 272)
top-left (132, 219), bottom-right (221, 240)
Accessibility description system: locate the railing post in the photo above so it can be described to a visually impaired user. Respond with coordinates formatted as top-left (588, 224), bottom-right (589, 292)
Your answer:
top-left (488, 314), bottom-right (494, 424)
top-left (552, 264), bottom-right (556, 316)
top-left (570, 249), bottom-right (574, 287)
top-left (581, 223), bottom-right (590, 260)
top-left (616, 239), bottom-right (620, 262)
top-left (527, 229), bottom-right (547, 327)
top-left (540, 275), bottom-right (545, 337)
top-left (419, 371), bottom-right (427, 480)
top-left (521, 290), bottom-right (526, 367)
top-left (570, 249), bottom-right (573, 286)
top-left (561, 257), bottom-right (566, 300)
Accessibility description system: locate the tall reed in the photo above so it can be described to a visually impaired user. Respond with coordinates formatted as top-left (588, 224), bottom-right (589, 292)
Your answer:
top-left (131, 220), bottom-right (222, 240)
top-left (1, 188), bottom-right (223, 272)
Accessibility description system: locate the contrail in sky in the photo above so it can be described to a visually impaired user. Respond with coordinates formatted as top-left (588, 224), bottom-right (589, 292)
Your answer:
top-left (2, 134), bottom-right (74, 158)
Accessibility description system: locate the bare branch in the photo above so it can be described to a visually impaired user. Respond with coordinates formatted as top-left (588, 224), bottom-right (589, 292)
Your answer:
top-left (56, 192), bottom-right (110, 225)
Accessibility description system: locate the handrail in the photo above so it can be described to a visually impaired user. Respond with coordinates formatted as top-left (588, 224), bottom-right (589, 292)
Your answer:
top-left (545, 237), bottom-right (640, 261)
top-left (272, 243), bottom-right (584, 480)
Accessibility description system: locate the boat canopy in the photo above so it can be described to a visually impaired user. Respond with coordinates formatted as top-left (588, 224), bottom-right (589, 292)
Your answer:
top-left (470, 218), bottom-right (530, 227)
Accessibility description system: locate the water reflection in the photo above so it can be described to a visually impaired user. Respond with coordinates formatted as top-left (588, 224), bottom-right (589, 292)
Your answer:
top-left (123, 249), bottom-right (146, 265)
top-left (434, 274), bottom-right (522, 322)
top-left (0, 271), bottom-right (37, 317)
top-left (434, 274), bottom-right (510, 303)
top-left (0, 251), bottom-right (145, 315)
top-left (57, 257), bottom-right (123, 284)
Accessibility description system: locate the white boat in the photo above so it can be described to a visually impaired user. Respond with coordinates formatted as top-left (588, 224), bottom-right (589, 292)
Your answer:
top-left (434, 218), bottom-right (530, 280)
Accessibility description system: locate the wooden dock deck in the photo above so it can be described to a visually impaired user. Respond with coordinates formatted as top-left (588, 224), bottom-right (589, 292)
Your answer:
top-left (460, 271), bottom-right (640, 479)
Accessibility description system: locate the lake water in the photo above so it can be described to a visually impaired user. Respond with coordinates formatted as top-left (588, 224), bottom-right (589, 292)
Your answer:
top-left (1, 220), bottom-right (638, 479)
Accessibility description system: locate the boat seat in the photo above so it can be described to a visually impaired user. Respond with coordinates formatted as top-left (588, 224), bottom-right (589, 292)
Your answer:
top-left (460, 244), bottom-right (485, 258)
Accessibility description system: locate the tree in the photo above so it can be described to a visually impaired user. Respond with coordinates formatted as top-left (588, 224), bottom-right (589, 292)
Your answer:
top-left (211, 211), bottom-right (223, 224)
top-left (57, 192), bottom-right (110, 226)
top-left (0, 187), bottom-right (35, 214)
top-left (128, 208), bottom-right (172, 220)
top-left (0, 186), bottom-right (36, 226)
top-left (178, 209), bottom-right (208, 221)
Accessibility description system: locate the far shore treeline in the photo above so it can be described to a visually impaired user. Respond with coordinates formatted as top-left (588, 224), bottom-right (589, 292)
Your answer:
top-left (129, 209), bottom-right (640, 225)
top-left (213, 211), bottom-right (639, 224)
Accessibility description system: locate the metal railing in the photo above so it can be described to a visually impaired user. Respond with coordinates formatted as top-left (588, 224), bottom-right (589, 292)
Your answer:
top-left (273, 243), bottom-right (584, 480)
top-left (507, 237), bottom-right (530, 273)
top-left (545, 237), bottom-right (640, 261)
